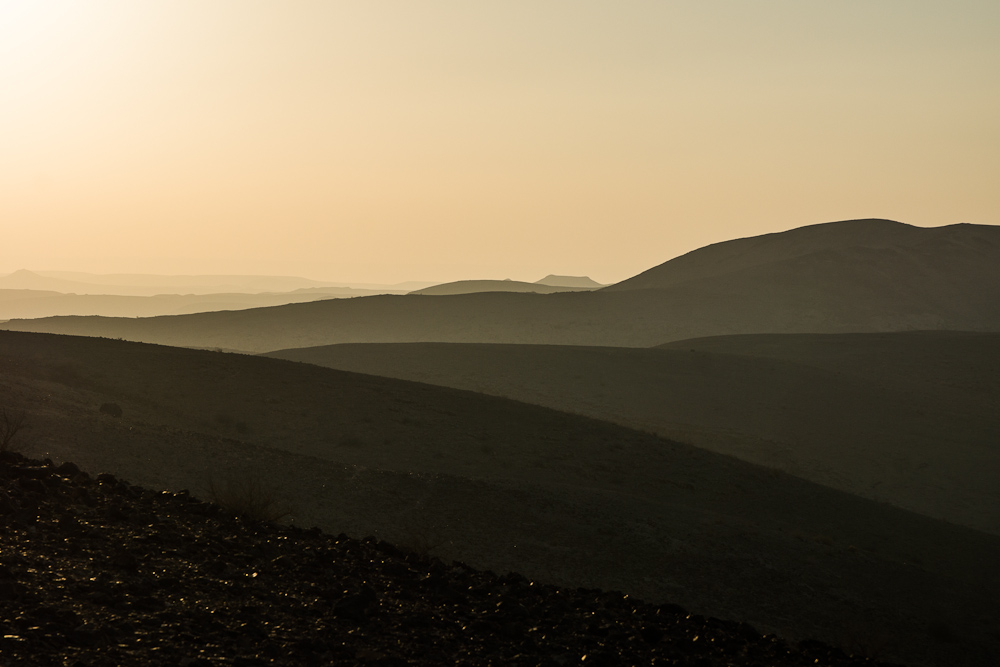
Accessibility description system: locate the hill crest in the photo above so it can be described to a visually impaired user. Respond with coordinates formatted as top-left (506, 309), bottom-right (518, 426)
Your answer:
top-left (534, 275), bottom-right (605, 288)
top-left (603, 218), bottom-right (998, 291)
top-left (411, 279), bottom-right (596, 296)
top-left (4, 218), bottom-right (999, 351)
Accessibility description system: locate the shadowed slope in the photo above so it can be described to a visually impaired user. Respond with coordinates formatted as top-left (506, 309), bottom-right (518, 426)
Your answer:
top-left (0, 451), bottom-right (904, 667)
top-left (658, 331), bottom-right (1000, 418)
top-left (265, 332), bottom-right (1000, 535)
top-left (3, 220), bottom-right (999, 352)
top-left (1, 331), bottom-right (999, 665)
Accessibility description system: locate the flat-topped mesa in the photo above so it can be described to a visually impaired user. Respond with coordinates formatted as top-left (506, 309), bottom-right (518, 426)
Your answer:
top-left (534, 275), bottom-right (606, 288)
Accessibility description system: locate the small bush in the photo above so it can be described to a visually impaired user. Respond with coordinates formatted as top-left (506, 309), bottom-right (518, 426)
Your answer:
top-left (99, 403), bottom-right (123, 418)
top-left (396, 526), bottom-right (447, 560)
top-left (0, 408), bottom-right (28, 453)
top-left (207, 467), bottom-right (294, 523)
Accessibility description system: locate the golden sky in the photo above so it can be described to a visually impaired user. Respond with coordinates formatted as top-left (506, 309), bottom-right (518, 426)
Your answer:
top-left (2, 1), bottom-right (998, 284)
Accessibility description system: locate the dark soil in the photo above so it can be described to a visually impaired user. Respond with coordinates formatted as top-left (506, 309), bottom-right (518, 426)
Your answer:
top-left (0, 451), bottom-right (899, 666)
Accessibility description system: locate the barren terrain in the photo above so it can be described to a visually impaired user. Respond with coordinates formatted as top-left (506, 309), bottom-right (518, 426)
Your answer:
top-left (1, 331), bottom-right (998, 665)
top-left (266, 332), bottom-right (1000, 535)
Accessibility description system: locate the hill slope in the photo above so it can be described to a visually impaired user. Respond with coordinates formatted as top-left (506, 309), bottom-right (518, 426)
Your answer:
top-left (3, 219), bottom-right (999, 352)
top-left (605, 218), bottom-right (999, 291)
top-left (2, 331), bottom-right (999, 665)
top-left (265, 333), bottom-right (1000, 535)
top-left (0, 451), bottom-right (901, 667)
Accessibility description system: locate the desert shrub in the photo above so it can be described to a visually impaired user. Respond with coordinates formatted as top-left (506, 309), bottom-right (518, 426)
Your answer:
top-left (207, 466), bottom-right (294, 523)
top-left (395, 526), bottom-right (447, 560)
top-left (0, 407), bottom-right (28, 453)
top-left (99, 402), bottom-right (123, 418)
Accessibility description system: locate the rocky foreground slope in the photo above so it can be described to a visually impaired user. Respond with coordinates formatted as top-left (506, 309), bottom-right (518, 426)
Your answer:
top-left (0, 451), bottom-right (899, 666)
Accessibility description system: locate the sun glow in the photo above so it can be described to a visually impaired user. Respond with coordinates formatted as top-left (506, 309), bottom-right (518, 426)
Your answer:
top-left (1, 2), bottom-right (998, 282)
top-left (0, 1), bottom-right (87, 76)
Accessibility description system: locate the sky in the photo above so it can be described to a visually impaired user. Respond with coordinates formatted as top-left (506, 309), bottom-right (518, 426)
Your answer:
top-left (2, 1), bottom-right (998, 285)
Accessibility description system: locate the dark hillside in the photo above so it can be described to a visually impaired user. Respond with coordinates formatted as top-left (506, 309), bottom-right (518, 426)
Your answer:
top-left (0, 452), bottom-right (900, 666)
top-left (265, 333), bottom-right (1000, 535)
top-left (658, 331), bottom-right (1000, 414)
top-left (1, 331), bottom-right (999, 665)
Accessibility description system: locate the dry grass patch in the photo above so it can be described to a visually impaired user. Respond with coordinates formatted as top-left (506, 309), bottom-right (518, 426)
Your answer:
top-left (207, 466), bottom-right (295, 523)
top-left (0, 407), bottom-right (28, 453)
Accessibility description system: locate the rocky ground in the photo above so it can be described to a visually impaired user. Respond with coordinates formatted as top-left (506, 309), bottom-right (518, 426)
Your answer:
top-left (0, 451), bottom-right (902, 667)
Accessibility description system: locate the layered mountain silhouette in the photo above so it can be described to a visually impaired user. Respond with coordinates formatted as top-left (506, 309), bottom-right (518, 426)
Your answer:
top-left (3, 218), bottom-right (1000, 665)
top-left (3, 219), bottom-right (997, 352)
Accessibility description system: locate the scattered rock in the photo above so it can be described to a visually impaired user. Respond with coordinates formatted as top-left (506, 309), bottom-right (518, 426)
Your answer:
top-left (55, 461), bottom-right (80, 477)
top-left (0, 451), bottom-right (903, 666)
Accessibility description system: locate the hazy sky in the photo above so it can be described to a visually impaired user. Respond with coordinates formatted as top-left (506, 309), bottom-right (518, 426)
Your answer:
top-left (2, 1), bottom-right (998, 284)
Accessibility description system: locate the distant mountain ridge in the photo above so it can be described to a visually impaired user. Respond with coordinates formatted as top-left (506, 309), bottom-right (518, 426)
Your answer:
top-left (535, 275), bottom-right (605, 288)
top-left (605, 218), bottom-right (995, 291)
top-left (0, 289), bottom-right (364, 320)
top-left (412, 279), bottom-right (600, 296)
top-left (0, 270), bottom-right (426, 297)
top-left (4, 219), bottom-right (999, 351)
top-left (0, 271), bottom-right (421, 319)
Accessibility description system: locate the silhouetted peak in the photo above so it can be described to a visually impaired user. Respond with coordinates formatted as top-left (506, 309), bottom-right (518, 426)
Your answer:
top-left (534, 275), bottom-right (604, 288)
top-left (604, 218), bottom-right (998, 291)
